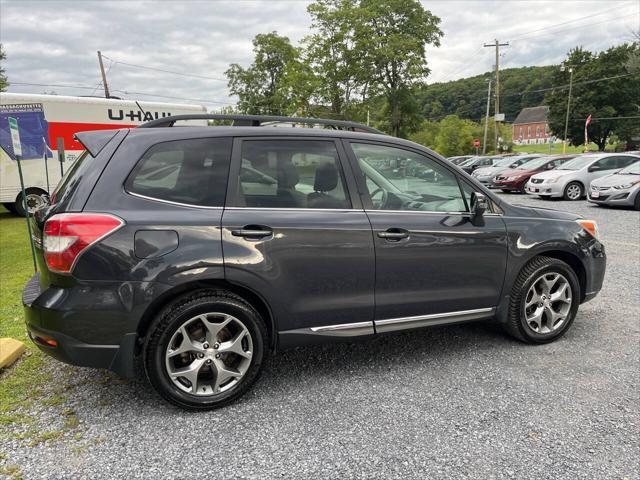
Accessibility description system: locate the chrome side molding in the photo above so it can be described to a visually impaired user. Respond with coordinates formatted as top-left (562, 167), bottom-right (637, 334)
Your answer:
top-left (374, 307), bottom-right (495, 333)
top-left (280, 307), bottom-right (495, 338)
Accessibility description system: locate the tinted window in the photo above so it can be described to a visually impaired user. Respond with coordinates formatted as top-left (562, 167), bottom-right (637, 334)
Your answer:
top-left (126, 137), bottom-right (231, 207)
top-left (51, 150), bottom-right (93, 204)
top-left (351, 143), bottom-right (467, 213)
top-left (615, 156), bottom-right (639, 169)
top-left (236, 140), bottom-right (350, 209)
top-left (592, 156), bottom-right (619, 170)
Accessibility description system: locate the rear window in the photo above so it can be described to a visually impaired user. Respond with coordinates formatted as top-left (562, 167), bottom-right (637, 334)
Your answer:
top-left (51, 150), bottom-right (94, 205)
top-left (126, 137), bottom-right (232, 207)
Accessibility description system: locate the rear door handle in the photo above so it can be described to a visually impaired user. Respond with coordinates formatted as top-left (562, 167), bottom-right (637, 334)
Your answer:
top-left (231, 226), bottom-right (273, 239)
top-left (377, 228), bottom-right (409, 241)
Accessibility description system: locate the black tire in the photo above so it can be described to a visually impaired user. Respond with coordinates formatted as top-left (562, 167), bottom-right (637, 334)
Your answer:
top-left (501, 189), bottom-right (511, 193)
top-left (14, 188), bottom-right (48, 217)
top-left (503, 256), bottom-right (580, 344)
top-left (634, 194), bottom-right (640, 211)
top-left (2, 202), bottom-right (17, 214)
top-left (563, 181), bottom-right (583, 201)
top-left (144, 289), bottom-right (267, 410)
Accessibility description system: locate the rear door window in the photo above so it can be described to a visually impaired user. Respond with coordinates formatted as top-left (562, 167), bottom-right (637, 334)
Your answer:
top-left (126, 137), bottom-right (231, 207)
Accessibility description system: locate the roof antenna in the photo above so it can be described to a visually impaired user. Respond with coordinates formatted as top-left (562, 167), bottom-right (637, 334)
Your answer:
top-left (135, 101), bottom-right (148, 122)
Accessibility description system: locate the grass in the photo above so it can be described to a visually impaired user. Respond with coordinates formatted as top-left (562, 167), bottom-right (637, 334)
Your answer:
top-left (0, 205), bottom-right (48, 414)
top-left (512, 142), bottom-right (619, 154)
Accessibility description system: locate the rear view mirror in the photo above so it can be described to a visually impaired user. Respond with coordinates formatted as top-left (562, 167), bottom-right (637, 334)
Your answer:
top-left (470, 192), bottom-right (488, 218)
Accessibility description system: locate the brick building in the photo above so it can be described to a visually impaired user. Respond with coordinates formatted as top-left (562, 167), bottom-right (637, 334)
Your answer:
top-left (512, 106), bottom-right (551, 144)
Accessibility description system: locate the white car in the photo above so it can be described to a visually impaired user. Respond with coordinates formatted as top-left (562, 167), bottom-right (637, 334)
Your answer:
top-left (525, 153), bottom-right (640, 200)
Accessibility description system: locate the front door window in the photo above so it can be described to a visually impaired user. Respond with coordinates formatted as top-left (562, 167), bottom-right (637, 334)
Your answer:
top-left (350, 143), bottom-right (468, 213)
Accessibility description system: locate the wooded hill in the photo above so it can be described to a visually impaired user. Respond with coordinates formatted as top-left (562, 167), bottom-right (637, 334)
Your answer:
top-left (417, 65), bottom-right (556, 123)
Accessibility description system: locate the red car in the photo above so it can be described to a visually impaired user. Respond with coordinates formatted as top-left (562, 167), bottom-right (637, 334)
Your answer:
top-left (493, 155), bottom-right (575, 192)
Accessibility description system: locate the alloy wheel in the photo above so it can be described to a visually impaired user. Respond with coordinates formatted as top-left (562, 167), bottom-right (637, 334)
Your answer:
top-left (524, 272), bottom-right (572, 334)
top-left (164, 313), bottom-right (253, 396)
top-left (565, 184), bottom-right (582, 200)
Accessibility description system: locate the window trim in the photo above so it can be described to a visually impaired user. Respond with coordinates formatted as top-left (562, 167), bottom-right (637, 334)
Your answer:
top-left (224, 136), bottom-right (360, 210)
top-left (124, 136), bottom-right (232, 209)
top-left (343, 139), bottom-right (485, 214)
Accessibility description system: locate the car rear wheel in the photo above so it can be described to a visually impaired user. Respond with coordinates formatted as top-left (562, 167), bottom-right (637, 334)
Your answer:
top-left (503, 256), bottom-right (580, 344)
top-left (634, 195), bottom-right (640, 211)
top-left (563, 182), bottom-right (583, 201)
top-left (144, 289), bottom-right (267, 410)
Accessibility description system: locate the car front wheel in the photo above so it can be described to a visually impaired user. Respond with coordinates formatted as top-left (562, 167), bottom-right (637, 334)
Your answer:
top-left (144, 289), bottom-right (267, 410)
top-left (503, 256), bottom-right (580, 344)
top-left (563, 182), bottom-right (583, 201)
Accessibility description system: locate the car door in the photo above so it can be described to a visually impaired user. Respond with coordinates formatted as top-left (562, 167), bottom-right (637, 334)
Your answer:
top-left (344, 140), bottom-right (508, 332)
top-left (221, 137), bottom-right (375, 343)
top-left (586, 156), bottom-right (623, 184)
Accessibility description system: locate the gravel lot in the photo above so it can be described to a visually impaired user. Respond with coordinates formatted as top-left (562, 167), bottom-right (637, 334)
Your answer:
top-left (3, 193), bottom-right (639, 479)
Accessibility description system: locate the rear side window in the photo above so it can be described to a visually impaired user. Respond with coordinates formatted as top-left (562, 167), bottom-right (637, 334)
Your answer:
top-left (126, 137), bottom-right (231, 207)
top-left (51, 150), bottom-right (94, 205)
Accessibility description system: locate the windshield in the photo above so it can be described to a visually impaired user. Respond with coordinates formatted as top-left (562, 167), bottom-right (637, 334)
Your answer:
top-left (494, 157), bottom-right (517, 167)
top-left (516, 157), bottom-right (549, 170)
top-left (51, 151), bottom-right (93, 204)
top-left (617, 160), bottom-right (640, 174)
top-left (558, 156), bottom-right (596, 170)
top-left (459, 157), bottom-right (480, 166)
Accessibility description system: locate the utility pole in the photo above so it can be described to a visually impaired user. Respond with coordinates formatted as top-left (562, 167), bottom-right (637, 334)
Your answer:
top-left (97, 51), bottom-right (110, 98)
top-left (484, 39), bottom-right (508, 153)
top-left (482, 79), bottom-right (492, 154)
top-left (561, 64), bottom-right (574, 154)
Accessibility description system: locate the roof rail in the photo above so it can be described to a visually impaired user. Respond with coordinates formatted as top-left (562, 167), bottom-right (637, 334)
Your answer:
top-left (138, 114), bottom-right (384, 135)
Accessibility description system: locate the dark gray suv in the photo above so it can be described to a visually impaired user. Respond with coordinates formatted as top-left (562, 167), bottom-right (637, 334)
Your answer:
top-left (23, 115), bottom-right (606, 410)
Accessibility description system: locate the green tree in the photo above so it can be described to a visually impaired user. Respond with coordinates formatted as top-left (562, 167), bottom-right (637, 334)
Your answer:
top-left (305, 0), bottom-right (364, 116)
top-left (546, 43), bottom-right (640, 150)
top-left (0, 44), bottom-right (8, 91)
top-left (432, 115), bottom-right (477, 157)
top-left (408, 119), bottom-right (440, 149)
top-left (355, 0), bottom-right (442, 137)
top-left (226, 32), bottom-right (300, 115)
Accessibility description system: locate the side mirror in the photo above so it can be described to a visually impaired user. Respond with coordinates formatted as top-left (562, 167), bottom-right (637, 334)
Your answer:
top-left (588, 165), bottom-right (601, 172)
top-left (546, 163), bottom-right (555, 170)
top-left (470, 192), bottom-right (488, 218)
top-left (510, 163), bottom-right (518, 168)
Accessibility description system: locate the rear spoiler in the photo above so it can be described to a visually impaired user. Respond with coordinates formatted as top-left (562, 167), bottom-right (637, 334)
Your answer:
top-left (73, 130), bottom-right (121, 157)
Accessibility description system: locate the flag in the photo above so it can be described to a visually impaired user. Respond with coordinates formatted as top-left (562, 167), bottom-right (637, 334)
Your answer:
top-left (584, 115), bottom-right (592, 148)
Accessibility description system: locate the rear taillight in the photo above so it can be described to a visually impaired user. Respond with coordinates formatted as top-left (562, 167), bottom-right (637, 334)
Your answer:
top-left (43, 213), bottom-right (124, 273)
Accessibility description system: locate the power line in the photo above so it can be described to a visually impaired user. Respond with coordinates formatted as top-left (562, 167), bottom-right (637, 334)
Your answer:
top-left (511, 15), bottom-right (638, 42)
top-left (508, 3), bottom-right (636, 40)
top-left (100, 54), bottom-right (227, 82)
top-left (8, 82), bottom-right (235, 105)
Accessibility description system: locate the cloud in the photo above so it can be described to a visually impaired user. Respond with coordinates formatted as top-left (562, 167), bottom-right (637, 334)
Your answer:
top-left (1, 0), bottom-right (637, 110)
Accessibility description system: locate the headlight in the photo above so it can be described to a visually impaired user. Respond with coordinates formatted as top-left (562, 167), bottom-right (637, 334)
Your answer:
top-left (613, 180), bottom-right (640, 190)
top-left (507, 176), bottom-right (522, 181)
top-left (577, 219), bottom-right (599, 239)
top-left (548, 176), bottom-right (562, 183)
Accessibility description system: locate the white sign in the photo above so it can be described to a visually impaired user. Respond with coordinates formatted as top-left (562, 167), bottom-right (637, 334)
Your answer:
top-left (495, 113), bottom-right (505, 122)
top-left (8, 116), bottom-right (22, 157)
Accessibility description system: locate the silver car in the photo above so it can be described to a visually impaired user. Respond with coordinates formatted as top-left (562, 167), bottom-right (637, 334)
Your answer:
top-left (525, 153), bottom-right (640, 200)
top-left (472, 154), bottom-right (542, 187)
top-left (588, 159), bottom-right (640, 209)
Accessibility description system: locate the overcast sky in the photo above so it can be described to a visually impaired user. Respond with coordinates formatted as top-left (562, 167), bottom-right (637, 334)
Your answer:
top-left (1, 0), bottom-right (638, 110)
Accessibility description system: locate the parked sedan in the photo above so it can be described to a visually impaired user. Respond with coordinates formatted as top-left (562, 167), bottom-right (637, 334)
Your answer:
top-left (526, 153), bottom-right (640, 200)
top-left (588, 159), bottom-right (640, 209)
top-left (472, 155), bottom-right (543, 187)
top-left (493, 155), bottom-right (575, 193)
top-left (460, 156), bottom-right (503, 174)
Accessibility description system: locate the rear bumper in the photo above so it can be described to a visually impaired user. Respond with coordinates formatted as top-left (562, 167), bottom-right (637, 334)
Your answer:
top-left (22, 274), bottom-right (137, 378)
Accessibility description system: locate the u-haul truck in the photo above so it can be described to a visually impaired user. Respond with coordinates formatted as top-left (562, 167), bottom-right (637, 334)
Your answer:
top-left (0, 93), bottom-right (206, 215)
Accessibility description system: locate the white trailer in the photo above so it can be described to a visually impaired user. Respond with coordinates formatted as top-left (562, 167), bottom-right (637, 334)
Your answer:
top-left (0, 93), bottom-right (206, 215)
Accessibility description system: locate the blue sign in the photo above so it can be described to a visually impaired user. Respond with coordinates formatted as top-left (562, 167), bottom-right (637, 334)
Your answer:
top-left (0, 103), bottom-right (52, 160)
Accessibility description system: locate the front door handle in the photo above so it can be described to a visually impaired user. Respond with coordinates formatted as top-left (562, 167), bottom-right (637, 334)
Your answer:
top-left (231, 225), bottom-right (273, 239)
top-left (377, 228), bottom-right (409, 241)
